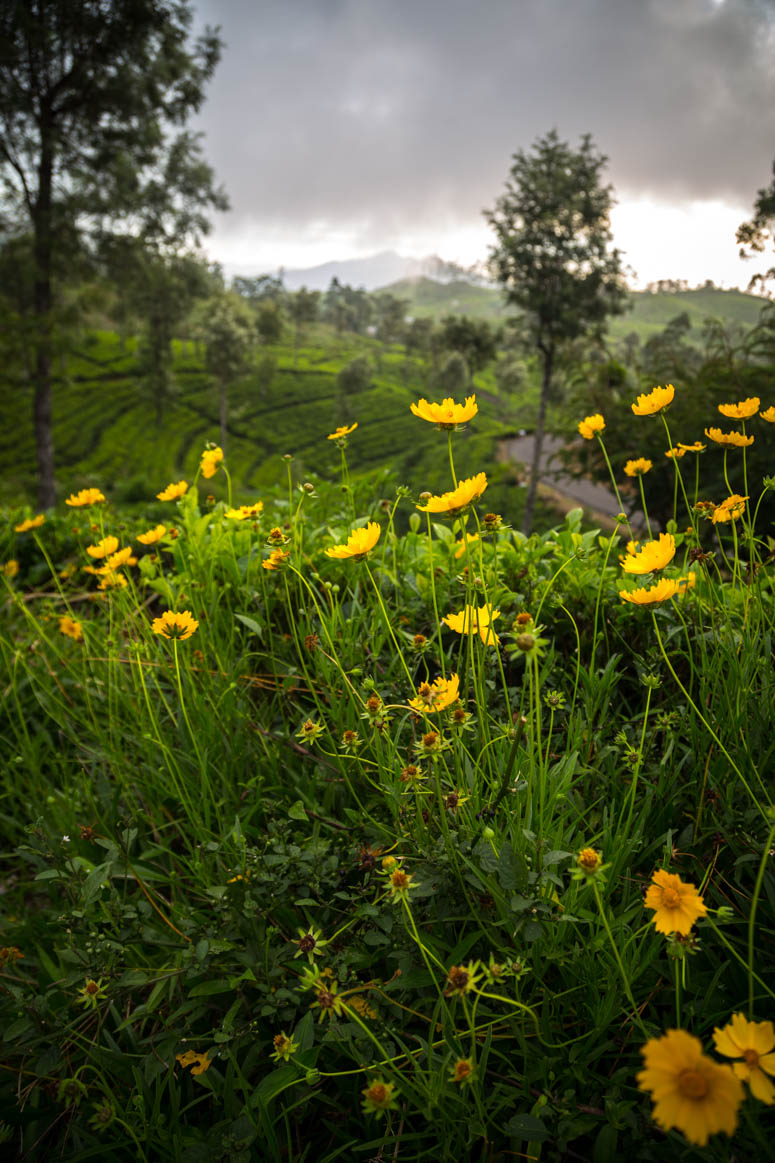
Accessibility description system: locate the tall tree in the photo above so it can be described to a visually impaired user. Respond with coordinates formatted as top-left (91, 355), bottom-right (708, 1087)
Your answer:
top-left (737, 159), bottom-right (775, 289)
top-left (485, 130), bottom-right (628, 533)
top-left (0, 0), bottom-right (225, 506)
top-left (193, 292), bottom-right (255, 452)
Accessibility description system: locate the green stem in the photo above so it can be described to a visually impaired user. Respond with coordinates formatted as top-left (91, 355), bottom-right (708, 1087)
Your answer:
top-left (748, 820), bottom-right (775, 1017)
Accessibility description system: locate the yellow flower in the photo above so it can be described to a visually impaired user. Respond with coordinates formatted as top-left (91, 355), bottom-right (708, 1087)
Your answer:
top-left (408, 673), bottom-right (460, 713)
top-left (410, 394), bottom-right (478, 429)
top-left (450, 1057), bottom-right (475, 1086)
top-left (176, 1050), bottom-right (212, 1076)
top-left (637, 1029), bottom-right (743, 1146)
top-left (86, 535), bottom-right (119, 560)
top-left (200, 447), bottom-right (224, 479)
top-left (327, 422), bottom-right (358, 440)
top-left (578, 413), bottom-right (605, 439)
top-left (76, 978), bottom-right (108, 1008)
top-left (151, 610), bottom-right (199, 640)
top-left (644, 869), bottom-right (707, 935)
top-left (619, 578), bottom-right (683, 605)
top-left (712, 494), bottom-right (748, 524)
top-left (444, 962), bottom-right (480, 998)
top-left (59, 615), bottom-right (83, 642)
top-left (678, 441), bottom-right (706, 452)
top-left (226, 502), bottom-right (264, 520)
top-left (263, 548), bottom-right (290, 570)
top-left (761, 406), bottom-right (775, 423)
top-left (65, 488), bottom-right (106, 507)
top-left (416, 473), bottom-right (487, 515)
top-left (3, 560), bottom-right (19, 578)
top-left (713, 1013), bottom-right (775, 1104)
top-left (362, 1078), bottom-right (399, 1117)
top-left (98, 570), bottom-right (128, 591)
top-left (665, 446), bottom-right (686, 460)
top-left (310, 979), bottom-right (346, 1022)
top-left (387, 866), bottom-right (418, 903)
top-left (325, 521), bottom-right (381, 560)
top-left (105, 546), bottom-right (133, 570)
top-left (577, 848), bottom-right (602, 875)
top-left (137, 524), bottom-right (167, 545)
top-left (718, 396), bottom-right (759, 419)
top-left (14, 514), bottom-right (45, 532)
top-left (156, 480), bottom-right (188, 501)
top-left (624, 458), bottom-right (652, 477)
top-left (270, 1032), bottom-right (300, 1064)
top-left (443, 603), bottom-right (500, 645)
top-left (620, 533), bottom-right (675, 575)
top-left (454, 532), bottom-right (480, 558)
top-left (632, 384), bottom-right (675, 416)
top-left (704, 427), bottom-right (754, 448)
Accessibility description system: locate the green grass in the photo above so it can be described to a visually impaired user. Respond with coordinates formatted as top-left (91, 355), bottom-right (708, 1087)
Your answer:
top-left (1, 390), bottom-right (774, 1160)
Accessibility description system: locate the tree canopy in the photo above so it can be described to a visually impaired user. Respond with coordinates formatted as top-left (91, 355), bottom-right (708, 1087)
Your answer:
top-left (485, 130), bottom-right (628, 532)
top-left (0, 0), bottom-right (226, 505)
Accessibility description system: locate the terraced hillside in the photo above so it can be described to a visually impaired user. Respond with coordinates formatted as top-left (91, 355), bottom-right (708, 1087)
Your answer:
top-left (3, 325), bottom-right (526, 512)
top-left (383, 277), bottom-right (767, 340)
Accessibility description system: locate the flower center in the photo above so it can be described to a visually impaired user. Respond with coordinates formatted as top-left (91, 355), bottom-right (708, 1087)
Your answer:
top-left (678, 1069), bottom-right (708, 1100)
top-left (743, 1048), bottom-right (760, 1068)
top-left (662, 887), bottom-right (681, 908)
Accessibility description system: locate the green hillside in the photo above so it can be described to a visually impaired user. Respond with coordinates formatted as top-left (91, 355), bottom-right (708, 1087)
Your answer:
top-left (3, 324), bottom-right (528, 512)
top-left (382, 277), bottom-right (767, 342)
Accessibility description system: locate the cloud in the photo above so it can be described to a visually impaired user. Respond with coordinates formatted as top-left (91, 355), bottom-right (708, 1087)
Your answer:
top-left (193, 0), bottom-right (775, 252)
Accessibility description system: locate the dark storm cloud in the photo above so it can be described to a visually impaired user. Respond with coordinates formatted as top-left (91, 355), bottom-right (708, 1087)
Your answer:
top-left (193, 0), bottom-right (775, 241)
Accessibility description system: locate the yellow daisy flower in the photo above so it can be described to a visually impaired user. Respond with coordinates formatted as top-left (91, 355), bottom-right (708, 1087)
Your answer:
top-left (644, 869), bottom-right (707, 935)
top-left (577, 413), bottom-right (605, 439)
top-left (176, 1050), bottom-right (212, 1076)
top-left (200, 447), bottom-right (224, 479)
top-left (98, 570), bottom-right (128, 591)
top-left (327, 422), bottom-right (358, 440)
top-left (14, 514), bottom-right (45, 532)
top-left (761, 406), bottom-right (775, 423)
top-left (410, 394), bottom-right (477, 429)
top-left (325, 521), bottom-right (381, 560)
top-left (631, 384), bottom-right (674, 416)
top-left (86, 536), bottom-right (119, 560)
top-left (718, 397), bottom-right (759, 419)
top-left (105, 546), bottom-right (133, 570)
top-left (450, 1057), bottom-right (475, 1086)
top-left (624, 458), bottom-right (652, 476)
top-left (3, 560), bottom-right (19, 578)
top-left (65, 488), bottom-right (106, 507)
top-left (151, 610), bottom-right (199, 640)
top-left (620, 533), bottom-right (675, 575)
top-left (408, 673), bottom-right (460, 713)
top-left (59, 615), bottom-right (83, 641)
top-left (619, 578), bottom-right (683, 605)
top-left (637, 1029), bottom-right (743, 1146)
top-left (157, 480), bottom-right (189, 501)
top-left (713, 1013), bottom-right (775, 1104)
top-left (712, 494), bottom-right (748, 524)
top-left (137, 524), bottom-right (167, 545)
top-left (361, 1078), bottom-right (399, 1117)
top-left (225, 502), bottom-right (264, 520)
top-left (443, 603), bottom-right (500, 645)
top-left (263, 548), bottom-right (290, 570)
top-left (704, 427), bottom-right (754, 448)
top-left (416, 473), bottom-right (487, 515)
top-left (665, 446), bottom-right (685, 460)
top-left (678, 441), bottom-right (706, 453)
top-left (453, 532), bottom-right (480, 558)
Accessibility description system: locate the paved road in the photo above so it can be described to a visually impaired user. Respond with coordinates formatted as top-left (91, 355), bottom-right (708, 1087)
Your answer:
top-left (498, 433), bottom-right (644, 526)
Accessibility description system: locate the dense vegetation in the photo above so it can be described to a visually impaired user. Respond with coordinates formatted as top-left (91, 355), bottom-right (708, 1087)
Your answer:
top-left (2, 383), bottom-right (774, 1161)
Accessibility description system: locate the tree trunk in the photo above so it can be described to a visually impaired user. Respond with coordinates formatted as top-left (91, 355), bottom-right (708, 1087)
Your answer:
top-left (522, 344), bottom-right (553, 536)
top-left (33, 123), bottom-right (55, 509)
top-left (219, 375), bottom-right (228, 452)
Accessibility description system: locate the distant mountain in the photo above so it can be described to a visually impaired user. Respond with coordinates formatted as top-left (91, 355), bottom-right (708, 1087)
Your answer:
top-left (226, 250), bottom-right (483, 292)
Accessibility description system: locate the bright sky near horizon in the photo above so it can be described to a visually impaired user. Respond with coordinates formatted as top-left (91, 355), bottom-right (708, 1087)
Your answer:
top-left (192, 0), bottom-right (775, 290)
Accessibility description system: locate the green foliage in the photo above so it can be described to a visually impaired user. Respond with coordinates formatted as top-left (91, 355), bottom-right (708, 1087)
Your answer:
top-left (1, 397), bottom-right (774, 1158)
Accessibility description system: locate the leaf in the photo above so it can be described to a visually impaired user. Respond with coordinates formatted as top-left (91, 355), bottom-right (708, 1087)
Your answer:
top-left (288, 800), bottom-right (308, 822)
top-left (235, 613), bottom-right (262, 637)
top-left (504, 1113), bottom-right (549, 1141)
top-left (188, 980), bottom-right (234, 997)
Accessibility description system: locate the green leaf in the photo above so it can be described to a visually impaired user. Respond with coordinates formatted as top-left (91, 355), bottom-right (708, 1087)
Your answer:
top-left (504, 1113), bottom-right (549, 1141)
top-left (235, 613), bottom-right (262, 637)
top-left (288, 800), bottom-right (308, 821)
top-left (188, 980), bottom-right (234, 997)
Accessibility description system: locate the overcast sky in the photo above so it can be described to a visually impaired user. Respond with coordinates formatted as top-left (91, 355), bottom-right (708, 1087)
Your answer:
top-left (192, 0), bottom-right (775, 288)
